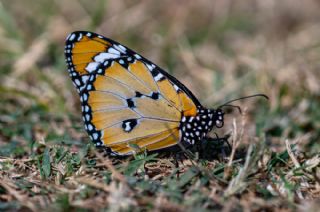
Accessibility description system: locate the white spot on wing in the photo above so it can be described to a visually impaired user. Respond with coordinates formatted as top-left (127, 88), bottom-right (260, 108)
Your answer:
top-left (68, 34), bottom-right (75, 41)
top-left (97, 68), bottom-right (103, 74)
top-left (134, 54), bottom-right (141, 59)
top-left (173, 84), bottom-right (179, 91)
top-left (81, 75), bottom-right (89, 84)
top-left (74, 79), bottom-right (81, 86)
top-left (94, 53), bottom-right (119, 62)
top-left (85, 105), bottom-right (89, 112)
top-left (114, 44), bottom-right (126, 53)
top-left (77, 33), bottom-right (83, 41)
top-left (146, 63), bottom-right (155, 71)
top-left (83, 93), bottom-right (88, 101)
top-left (79, 85), bottom-right (86, 91)
top-left (87, 124), bottom-right (93, 131)
top-left (85, 62), bottom-right (100, 73)
top-left (93, 133), bottom-right (98, 140)
top-left (124, 122), bottom-right (131, 132)
top-left (154, 73), bottom-right (164, 81)
top-left (108, 48), bottom-right (120, 55)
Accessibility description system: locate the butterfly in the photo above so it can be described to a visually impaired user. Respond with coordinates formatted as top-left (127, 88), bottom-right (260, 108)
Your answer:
top-left (64, 31), bottom-right (225, 156)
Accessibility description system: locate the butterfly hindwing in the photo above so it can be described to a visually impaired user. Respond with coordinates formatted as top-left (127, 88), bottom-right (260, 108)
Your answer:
top-left (65, 31), bottom-right (200, 155)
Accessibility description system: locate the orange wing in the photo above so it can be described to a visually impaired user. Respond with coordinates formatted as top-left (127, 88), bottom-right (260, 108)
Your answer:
top-left (65, 31), bottom-right (199, 155)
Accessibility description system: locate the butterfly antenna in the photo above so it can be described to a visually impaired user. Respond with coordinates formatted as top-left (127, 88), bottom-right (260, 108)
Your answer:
top-left (218, 94), bottom-right (268, 114)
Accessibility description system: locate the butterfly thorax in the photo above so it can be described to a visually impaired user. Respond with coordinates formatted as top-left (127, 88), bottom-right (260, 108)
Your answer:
top-left (179, 108), bottom-right (224, 145)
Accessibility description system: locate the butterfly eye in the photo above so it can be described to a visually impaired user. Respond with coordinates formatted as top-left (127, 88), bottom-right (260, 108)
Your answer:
top-left (215, 120), bottom-right (224, 128)
top-left (214, 109), bottom-right (224, 128)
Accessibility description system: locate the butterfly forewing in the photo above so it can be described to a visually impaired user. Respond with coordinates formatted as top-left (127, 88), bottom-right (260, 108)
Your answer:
top-left (65, 31), bottom-right (199, 155)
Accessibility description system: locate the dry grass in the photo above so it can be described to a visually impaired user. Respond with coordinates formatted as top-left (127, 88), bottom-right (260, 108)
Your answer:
top-left (0, 0), bottom-right (319, 211)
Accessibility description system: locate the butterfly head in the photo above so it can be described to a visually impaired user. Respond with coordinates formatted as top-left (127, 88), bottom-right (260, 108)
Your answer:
top-left (213, 94), bottom-right (269, 129)
top-left (212, 108), bottom-right (224, 128)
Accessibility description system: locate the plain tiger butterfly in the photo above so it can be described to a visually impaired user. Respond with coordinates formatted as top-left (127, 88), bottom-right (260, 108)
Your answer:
top-left (64, 31), bottom-right (267, 156)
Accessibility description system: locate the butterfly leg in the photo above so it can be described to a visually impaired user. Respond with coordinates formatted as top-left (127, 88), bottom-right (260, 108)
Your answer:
top-left (197, 133), bottom-right (231, 160)
top-left (213, 132), bottom-right (231, 152)
top-left (212, 133), bottom-right (231, 159)
top-left (173, 149), bottom-right (195, 179)
top-left (173, 151), bottom-right (183, 169)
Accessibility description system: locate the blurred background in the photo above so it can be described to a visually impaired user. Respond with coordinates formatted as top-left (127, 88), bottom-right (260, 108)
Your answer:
top-left (0, 0), bottom-right (319, 155)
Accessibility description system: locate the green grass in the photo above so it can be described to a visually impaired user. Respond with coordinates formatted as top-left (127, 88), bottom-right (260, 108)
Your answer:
top-left (0, 1), bottom-right (319, 211)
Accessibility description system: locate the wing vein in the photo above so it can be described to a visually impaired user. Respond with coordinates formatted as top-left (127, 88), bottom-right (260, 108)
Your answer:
top-left (99, 117), bottom-right (179, 131)
top-left (72, 56), bottom-right (130, 65)
top-left (110, 128), bottom-right (179, 147)
top-left (140, 61), bottom-right (181, 112)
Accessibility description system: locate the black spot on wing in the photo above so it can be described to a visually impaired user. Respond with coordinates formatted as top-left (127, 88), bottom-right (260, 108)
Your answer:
top-left (126, 98), bottom-right (135, 108)
top-left (150, 68), bottom-right (160, 77)
top-left (135, 91), bottom-right (143, 97)
top-left (134, 91), bottom-right (159, 100)
top-left (122, 119), bottom-right (138, 132)
top-left (150, 92), bottom-right (160, 100)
